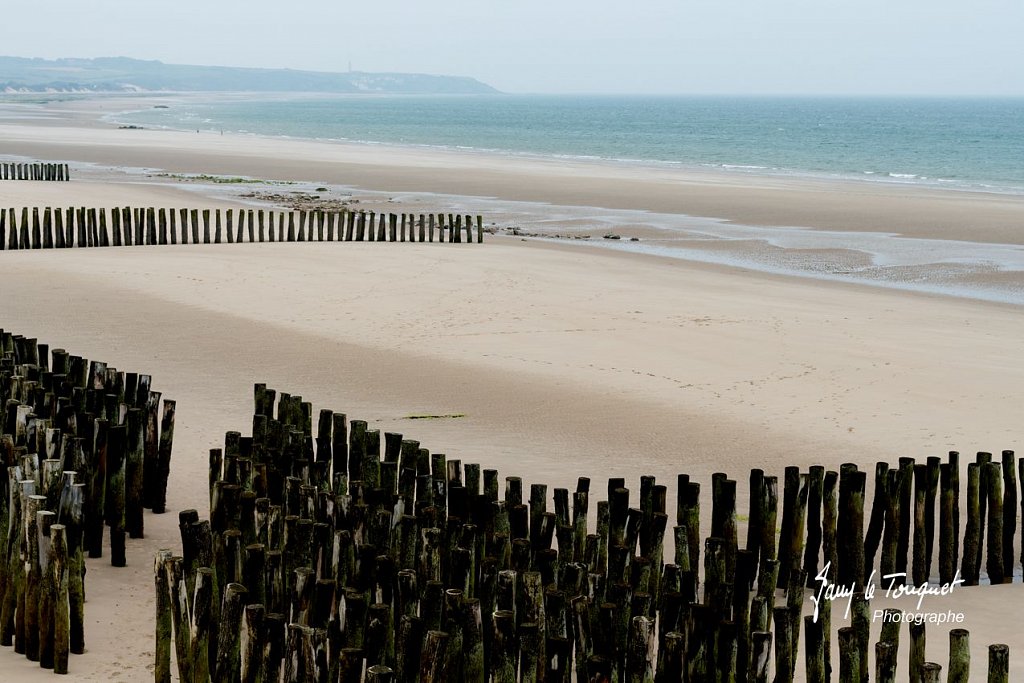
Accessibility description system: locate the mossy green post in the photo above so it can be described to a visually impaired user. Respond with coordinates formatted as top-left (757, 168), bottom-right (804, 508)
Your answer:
top-left (948, 628), bottom-right (969, 683)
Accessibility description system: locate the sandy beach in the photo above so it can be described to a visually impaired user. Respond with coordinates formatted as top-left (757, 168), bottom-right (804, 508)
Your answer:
top-left (1, 98), bottom-right (1022, 680)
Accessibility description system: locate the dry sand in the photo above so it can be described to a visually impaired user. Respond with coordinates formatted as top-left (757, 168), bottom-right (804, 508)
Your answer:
top-left (0, 102), bottom-right (1021, 680)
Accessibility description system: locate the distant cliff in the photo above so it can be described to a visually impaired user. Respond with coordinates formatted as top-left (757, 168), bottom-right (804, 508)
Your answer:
top-left (0, 56), bottom-right (498, 94)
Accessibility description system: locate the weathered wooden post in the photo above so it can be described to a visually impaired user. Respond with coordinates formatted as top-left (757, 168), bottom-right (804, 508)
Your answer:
top-left (1000, 450), bottom-right (1016, 580)
top-left (985, 461), bottom-right (1004, 584)
top-left (839, 466), bottom-right (865, 589)
top-left (909, 621), bottom-right (926, 683)
top-left (975, 452), bottom-right (992, 573)
top-left (158, 208), bottom-right (168, 245)
top-left (215, 582), bottom-right (248, 683)
top-left (939, 464), bottom-right (956, 584)
top-left (747, 630), bottom-right (772, 683)
top-left (419, 630), bottom-right (450, 683)
top-left (948, 628), bottom-right (969, 683)
top-left (154, 549), bottom-right (174, 683)
top-left (804, 613), bottom-right (825, 683)
top-left (876, 641), bottom-right (897, 683)
top-left (988, 643), bottom-right (1009, 683)
top-left (838, 627), bottom-right (860, 683)
top-left (913, 463), bottom-right (928, 585)
top-left (962, 462), bottom-right (981, 584)
top-left (154, 400), bottom-right (176, 514)
top-left (126, 408), bottom-right (146, 538)
top-left (51, 524), bottom-right (70, 674)
top-left (107, 424), bottom-right (128, 567)
top-left (191, 567), bottom-right (215, 683)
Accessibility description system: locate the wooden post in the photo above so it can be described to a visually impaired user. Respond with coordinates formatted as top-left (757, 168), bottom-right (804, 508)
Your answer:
top-left (191, 567), bottom-right (214, 683)
top-left (215, 582), bottom-right (248, 683)
top-left (976, 452), bottom-right (992, 574)
top-left (126, 408), bottom-right (145, 538)
top-left (803, 465), bottom-right (824, 584)
top-left (985, 461), bottom-right (1004, 584)
top-left (909, 621), bottom-right (925, 683)
top-left (913, 463), bottom-right (928, 585)
top-left (884, 475), bottom-right (909, 589)
top-left (748, 631), bottom-right (771, 683)
top-left (143, 390), bottom-right (162, 510)
top-left (939, 464), bottom-right (955, 584)
top-left (839, 466), bottom-right (865, 589)
top-left (772, 606), bottom-right (793, 683)
top-left (876, 641), bottom-right (897, 683)
top-left (921, 662), bottom-right (942, 683)
top-left (241, 603), bottom-right (265, 683)
top-left (50, 524), bottom-right (70, 674)
top-left (947, 628), bottom-right (969, 683)
top-left (838, 627), bottom-right (859, 683)
top-left (158, 208), bottom-right (168, 245)
top-left (24, 493), bottom-right (45, 661)
top-left (804, 614), bottom-right (825, 683)
top-left (154, 549), bottom-right (174, 683)
top-left (107, 424), bottom-right (127, 567)
top-left (625, 615), bottom-right (655, 683)
top-left (418, 630), bottom-right (449, 683)
top-left (962, 462), bottom-right (981, 585)
top-left (1001, 450), bottom-right (1016, 580)
top-left (166, 556), bottom-right (192, 682)
top-left (988, 643), bottom-right (1009, 683)
top-left (154, 400), bottom-right (176, 514)
top-left (864, 462), bottom-right (888, 576)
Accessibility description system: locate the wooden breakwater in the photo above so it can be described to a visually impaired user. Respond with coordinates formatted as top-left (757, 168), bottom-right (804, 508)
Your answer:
top-left (0, 207), bottom-right (486, 250)
top-left (155, 384), bottom-right (1014, 682)
top-left (0, 163), bottom-right (70, 182)
top-left (0, 328), bottom-right (176, 674)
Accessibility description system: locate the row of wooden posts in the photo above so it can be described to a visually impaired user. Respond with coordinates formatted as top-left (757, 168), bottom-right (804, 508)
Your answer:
top-left (0, 163), bottom-right (69, 182)
top-left (0, 207), bottom-right (486, 251)
top-left (154, 384), bottom-right (1013, 682)
top-left (0, 328), bottom-right (176, 674)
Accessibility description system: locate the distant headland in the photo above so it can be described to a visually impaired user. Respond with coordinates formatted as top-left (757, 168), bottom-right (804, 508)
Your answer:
top-left (0, 56), bottom-right (499, 94)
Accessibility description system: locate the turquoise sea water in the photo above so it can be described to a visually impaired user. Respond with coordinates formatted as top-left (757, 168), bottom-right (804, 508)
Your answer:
top-left (115, 94), bottom-right (1024, 194)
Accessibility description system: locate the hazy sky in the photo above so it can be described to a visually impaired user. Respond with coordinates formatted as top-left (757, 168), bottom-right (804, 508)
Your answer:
top-left (3, 0), bottom-right (1023, 95)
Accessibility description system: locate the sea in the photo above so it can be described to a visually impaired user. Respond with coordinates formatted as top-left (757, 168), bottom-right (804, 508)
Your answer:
top-left (114, 94), bottom-right (1024, 194)
top-left (110, 94), bottom-right (1024, 304)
